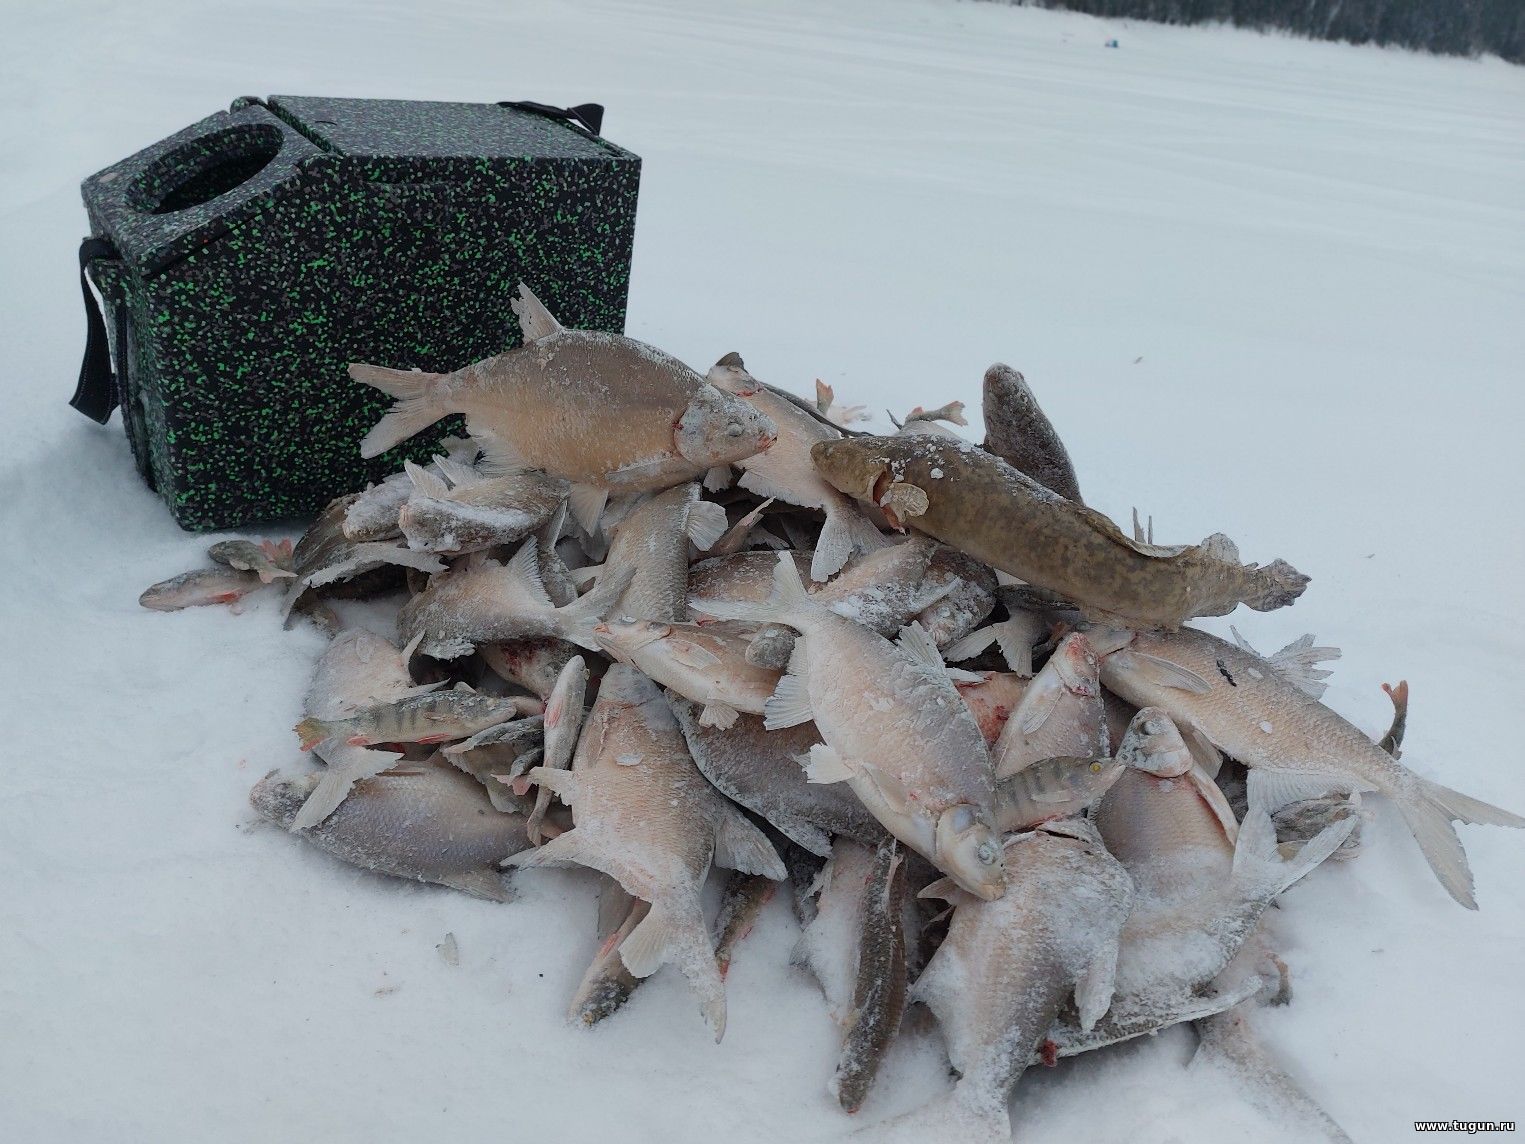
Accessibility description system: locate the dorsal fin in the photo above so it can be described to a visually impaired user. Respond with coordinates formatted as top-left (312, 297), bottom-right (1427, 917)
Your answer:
top-left (512, 283), bottom-right (564, 344)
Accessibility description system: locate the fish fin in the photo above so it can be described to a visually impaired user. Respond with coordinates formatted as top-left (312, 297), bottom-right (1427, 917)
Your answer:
top-left (694, 550), bottom-right (815, 626)
top-left (1237, 557), bottom-right (1311, 612)
top-left (861, 761), bottom-right (912, 815)
top-left (1233, 807), bottom-right (1355, 899)
top-left (1074, 942), bottom-right (1121, 1033)
top-left (568, 563), bottom-right (604, 589)
top-left (895, 621), bottom-right (945, 672)
top-left (703, 465), bottom-right (733, 492)
top-left (1116, 649), bottom-right (1213, 694)
top-left (1011, 668), bottom-right (1064, 737)
top-left (666, 639), bottom-right (723, 670)
top-left (403, 459), bottom-right (451, 500)
top-left (915, 876), bottom-right (973, 906)
top-left (511, 282), bottom-right (563, 343)
top-left (1394, 779), bottom-right (1525, 910)
top-left (940, 625), bottom-right (996, 663)
top-left (685, 499), bottom-right (730, 552)
top-left (620, 897), bottom-right (728, 1042)
top-left (1131, 507), bottom-right (1147, 544)
top-left (293, 718), bottom-right (335, 752)
top-left (567, 483), bottom-right (609, 536)
top-left (437, 867), bottom-right (512, 903)
top-left (436, 456), bottom-right (486, 489)
top-left (735, 467), bottom-right (798, 504)
top-left (1187, 765), bottom-right (1241, 844)
top-left (713, 812), bottom-right (787, 879)
top-left (350, 365), bottom-right (449, 458)
top-left (555, 564), bottom-right (636, 650)
top-left (811, 501), bottom-right (884, 582)
top-left (1266, 632), bottom-right (1340, 699)
top-left (289, 749), bottom-right (401, 830)
top-left (881, 481), bottom-right (928, 521)
top-left (471, 432), bottom-right (530, 479)
top-left (802, 743), bottom-right (854, 784)
top-left (520, 764), bottom-right (580, 801)
top-left (944, 667), bottom-right (985, 684)
top-left (1180, 720), bottom-right (1223, 779)
top-left (502, 537), bottom-right (553, 606)
top-left (763, 672), bottom-right (815, 730)
top-left (698, 703), bottom-right (740, 730)
top-left (503, 826), bottom-right (609, 873)
top-left (1246, 768), bottom-right (1354, 815)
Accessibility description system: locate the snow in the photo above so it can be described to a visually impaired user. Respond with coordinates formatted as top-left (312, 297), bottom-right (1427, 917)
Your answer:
top-left (3, 1), bottom-right (1524, 1142)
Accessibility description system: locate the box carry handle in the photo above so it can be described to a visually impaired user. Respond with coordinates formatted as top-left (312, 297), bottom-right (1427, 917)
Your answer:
top-left (498, 101), bottom-right (604, 136)
top-left (71, 236), bottom-right (121, 424)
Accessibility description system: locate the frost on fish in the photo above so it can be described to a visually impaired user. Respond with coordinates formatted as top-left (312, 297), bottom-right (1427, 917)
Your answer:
top-left (596, 620), bottom-right (778, 727)
top-left (991, 631), bottom-right (1108, 779)
top-left (979, 363), bottom-right (1083, 503)
top-left (668, 697), bottom-right (880, 856)
top-left (1098, 624), bottom-right (1525, 909)
top-left (138, 566), bottom-right (268, 611)
top-left (569, 879), bottom-right (649, 1028)
top-left (1081, 715), bottom-right (1355, 1033)
top-left (350, 284), bottom-right (777, 503)
top-left (251, 759), bottom-right (530, 901)
top-left (884, 822), bottom-right (1132, 1142)
top-left (708, 353), bottom-right (885, 581)
top-left (829, 837), bottom-right (909, 1114)
top-left (506, 665), bottom-right (784, 1041)
top-left (398, 538), bottom-right (631, 659)
top-left (810, 434), bottom-right (1309, 630)
top-left (600, 483), bottom-right (724, 623)
top-left (397, 461), bottom-right (567, 555)
top-left (691, 553), bottom-right (1004, 900)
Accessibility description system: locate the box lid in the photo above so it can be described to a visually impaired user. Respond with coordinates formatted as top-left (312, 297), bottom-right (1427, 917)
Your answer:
top-left (267, 96), bottom-right (633, 162)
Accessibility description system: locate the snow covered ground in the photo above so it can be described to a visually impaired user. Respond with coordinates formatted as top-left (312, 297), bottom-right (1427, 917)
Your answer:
top-left (3, 1), bottom-right (1523, 1140)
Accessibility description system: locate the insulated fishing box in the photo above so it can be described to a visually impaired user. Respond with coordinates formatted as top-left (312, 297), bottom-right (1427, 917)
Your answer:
top-left (74, 96), bottom-right (641, 531)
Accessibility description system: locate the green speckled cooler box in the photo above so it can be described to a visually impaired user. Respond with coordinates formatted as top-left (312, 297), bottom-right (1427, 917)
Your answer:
top-left (79, 96), bottom-right (640, 530)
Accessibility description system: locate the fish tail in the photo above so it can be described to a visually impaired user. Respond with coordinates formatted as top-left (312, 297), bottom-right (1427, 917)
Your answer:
top-left (349, 364), bottom-right (449, 459)
top-left (811, 498), bottom-right (885, 582)
top-left (293, 717), bottom-right (334, 752)
top-left (1234, 808), bottom-right (1355, 899)
top-left (692, 551), bottom-right (815, 626)
top-left (1242, 558), bottom-right (1311, 612)
top-left (620, 895), bottom-right (728, 1042)
top-left (555, 564), bottom-right (637, 650)
top-left (1396, 777), bottom-right (1524, 910)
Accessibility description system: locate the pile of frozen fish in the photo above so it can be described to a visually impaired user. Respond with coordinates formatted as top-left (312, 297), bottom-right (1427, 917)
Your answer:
top-left (142, 286), bottom-right (1523, 1141)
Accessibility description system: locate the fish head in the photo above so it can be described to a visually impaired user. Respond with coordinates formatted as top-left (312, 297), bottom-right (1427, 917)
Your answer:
top-left (1050, 632), bottom-right (1101, 695)
top-left (705, 352), bottom-right (758, 396)
top-left (934, 803), bottom-right (1007, 901)
top-left (592, 618), bottom-right (673, 660)
top-left (1117, 706), bottom-right (1193, 777)
top-left (675, 385), bottom-right (778, 467)
top-left (249, 770), bottom-right (318, 827)
top-left (810, 438), bottom-right (890, 504)
top-left (1045, 755), bottom-right (1126, 802)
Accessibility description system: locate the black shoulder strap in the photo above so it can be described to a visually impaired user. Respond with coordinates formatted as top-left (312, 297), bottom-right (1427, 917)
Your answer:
top-left (498, 100), bottom-right (605, 137)
top-left (71, 236), bottom-right (121, 424)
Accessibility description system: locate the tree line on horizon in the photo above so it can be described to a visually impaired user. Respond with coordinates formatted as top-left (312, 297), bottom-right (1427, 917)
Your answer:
top-left (1002, 0), bottom-right (1525, 61)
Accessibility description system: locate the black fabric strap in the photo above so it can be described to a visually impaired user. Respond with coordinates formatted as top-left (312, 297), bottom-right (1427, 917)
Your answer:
top-left (498, 100), bottom-right (605, 136)
top-left (71, 236), bottom-right (121, 424)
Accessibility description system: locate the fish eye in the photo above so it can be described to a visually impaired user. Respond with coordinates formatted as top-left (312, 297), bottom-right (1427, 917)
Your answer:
top-left (725, 421), bottom-right (744, 437)
top-left (976, 840), bottom-right (999, 865)
top-left (1145, 719), bottom-right (1166, 735)
top-left (1090, 761), bottom-right (1102, 773)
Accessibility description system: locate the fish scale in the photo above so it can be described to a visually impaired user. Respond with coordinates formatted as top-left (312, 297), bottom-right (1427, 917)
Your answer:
top-left (1097, 625), bottom-right (1525, 909)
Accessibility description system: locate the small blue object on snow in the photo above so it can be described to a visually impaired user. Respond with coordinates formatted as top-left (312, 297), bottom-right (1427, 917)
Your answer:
top-left (1105, 39), bottom-right (1120, 49)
